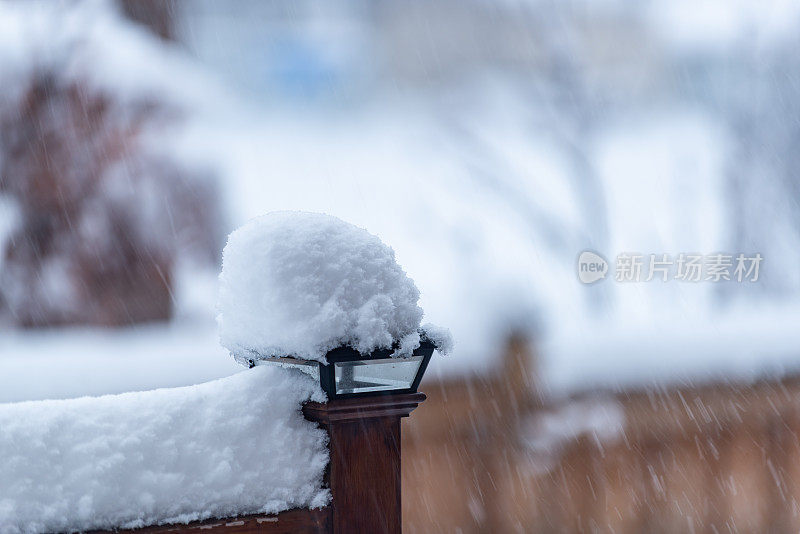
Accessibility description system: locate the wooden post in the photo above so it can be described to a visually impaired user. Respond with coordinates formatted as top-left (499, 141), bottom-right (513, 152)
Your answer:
top-left (303, 393), bottom-right (426, 534)
top-left (479, 333), bottom-right (536, 533)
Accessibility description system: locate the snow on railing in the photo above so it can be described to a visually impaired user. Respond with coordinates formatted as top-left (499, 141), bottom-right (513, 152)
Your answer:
top-left (1, 212), bottom-right (446, 533)
top-left (0, 367), bottom-right (329, 533)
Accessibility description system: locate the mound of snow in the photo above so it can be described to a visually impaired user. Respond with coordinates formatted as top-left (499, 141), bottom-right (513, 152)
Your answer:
top-left (218, 212), bottom-right (425, 363)
top-left (0, 366), bottom-right (329, 533)
top-left (420, 323), bottom-right (454, 356)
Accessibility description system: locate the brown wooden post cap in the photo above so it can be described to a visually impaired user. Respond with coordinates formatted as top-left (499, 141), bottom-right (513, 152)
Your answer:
top-left (302, 392), bottom-right (426, 424)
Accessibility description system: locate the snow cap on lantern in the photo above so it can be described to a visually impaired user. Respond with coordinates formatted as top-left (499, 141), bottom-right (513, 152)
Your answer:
top-left (217, 211), bottom-right (431, 365)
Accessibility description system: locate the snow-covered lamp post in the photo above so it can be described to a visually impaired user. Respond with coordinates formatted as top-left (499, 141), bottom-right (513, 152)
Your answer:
top-left (218, 212), bottom-right (450, 534)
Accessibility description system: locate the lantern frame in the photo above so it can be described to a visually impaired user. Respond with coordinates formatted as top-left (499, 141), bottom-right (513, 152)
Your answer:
top-left (247, 338), bottom-right (436, 399)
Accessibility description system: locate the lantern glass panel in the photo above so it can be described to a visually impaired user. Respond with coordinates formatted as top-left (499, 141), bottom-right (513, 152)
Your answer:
top-left (334, 356), bottom-right (423, 395)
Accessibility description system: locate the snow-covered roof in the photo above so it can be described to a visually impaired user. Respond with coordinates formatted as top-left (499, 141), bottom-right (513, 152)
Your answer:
top-left (0, 366), bottom-right (329, 533)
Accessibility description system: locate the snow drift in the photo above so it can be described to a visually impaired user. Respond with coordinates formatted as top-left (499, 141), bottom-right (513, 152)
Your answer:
top-left (217, 212), bottom-right (429, 363)
top-left (0, 366), bottom-right (329, 534)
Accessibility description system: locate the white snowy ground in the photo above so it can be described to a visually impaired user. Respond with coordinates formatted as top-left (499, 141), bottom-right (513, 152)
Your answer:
top-left (5, 303), bottom-right (800, 404)
top-left (543, 303), bottom-right (800, 396)
top-left (0, 320), bottom-right (238, 403)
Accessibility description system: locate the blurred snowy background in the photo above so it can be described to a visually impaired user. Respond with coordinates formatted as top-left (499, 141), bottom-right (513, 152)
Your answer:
top-left (2, 0), bottom-right (800, 402)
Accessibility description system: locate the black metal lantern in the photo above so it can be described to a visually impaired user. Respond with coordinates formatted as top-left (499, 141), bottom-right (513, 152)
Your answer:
top-left (247, 337), bottom-right (436, 399)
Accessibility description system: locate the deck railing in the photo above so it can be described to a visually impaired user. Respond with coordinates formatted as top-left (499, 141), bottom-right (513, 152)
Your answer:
top-left (88, 392), bottom-right (425, 534)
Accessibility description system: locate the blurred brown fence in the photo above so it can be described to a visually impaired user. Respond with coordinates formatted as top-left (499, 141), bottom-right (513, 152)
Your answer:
top-left (403, 338), bottom-right (800, 533)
